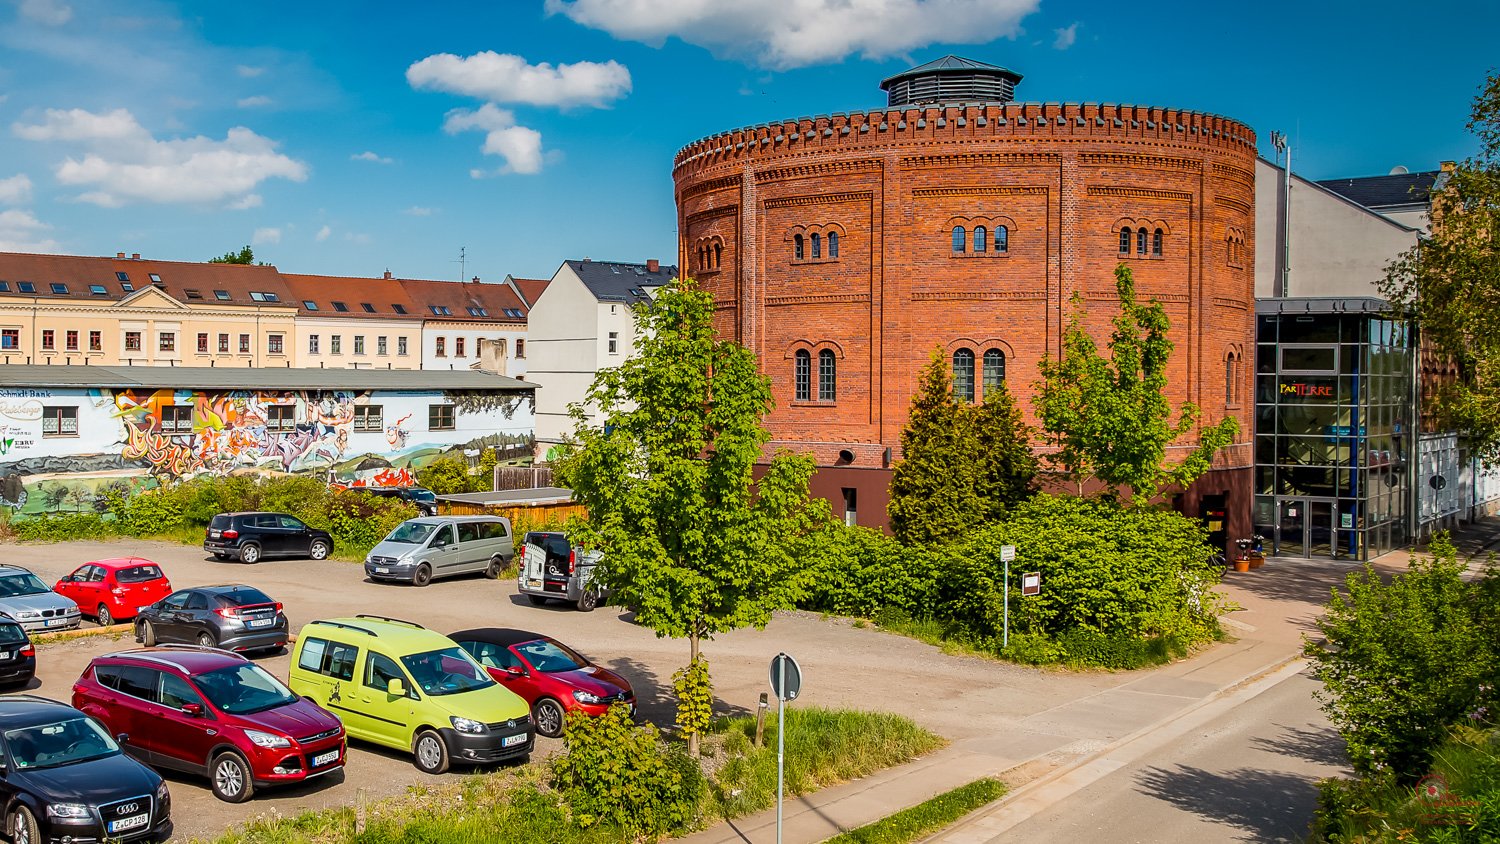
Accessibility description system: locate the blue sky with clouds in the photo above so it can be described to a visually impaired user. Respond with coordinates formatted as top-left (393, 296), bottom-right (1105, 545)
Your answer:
top-left (0, 0), bottom-right (1494, 281)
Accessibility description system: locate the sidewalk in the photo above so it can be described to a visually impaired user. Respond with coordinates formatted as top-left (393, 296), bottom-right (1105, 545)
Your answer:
top-left (677, 517), bottom-right (1500, 844)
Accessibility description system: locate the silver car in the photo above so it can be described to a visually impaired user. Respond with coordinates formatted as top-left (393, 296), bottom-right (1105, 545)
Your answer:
top-left (0, 565), bottom-right (82, 632)
top-left (364, 516), bottom-right (514, 587)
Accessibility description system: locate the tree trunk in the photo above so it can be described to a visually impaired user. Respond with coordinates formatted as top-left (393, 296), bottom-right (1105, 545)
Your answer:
top-left (687, 627), bottom-right (701, 757)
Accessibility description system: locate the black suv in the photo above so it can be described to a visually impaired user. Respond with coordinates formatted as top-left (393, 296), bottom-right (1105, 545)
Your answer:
top-left (358, 486), bottom-right (438, 516)
top-left (204, 512), bottom-right (333, 564)
top-left (0, 614), bottom-right (36, 688)
top-left (0, 695), bottom-right (172, 843)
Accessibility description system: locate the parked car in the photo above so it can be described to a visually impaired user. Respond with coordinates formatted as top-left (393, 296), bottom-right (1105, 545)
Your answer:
top-left (517, 531), bottom-right (604, 611)
top-left (54, 557), bottom-right (173, 627)
top-left (204, 512), bottom-right (334, 564)
top-left (0, 694), bottom-right (172, 842)
top-left (288, 615), bottom-right (532, 774)
top-left (73, 646), bottom-right (345, 803)
top-left (0, 614), bottom-right (36, 688)
top-left (450, 628), bottom-right (634, 738)
top-left (364, 516), bottom-right (514, 587)
top-left (0, 565), bottom-right (81, 633)
top-left (135, 585), bottom-right (289, 653)
top-left (357, 486), bottom-right (439, 516)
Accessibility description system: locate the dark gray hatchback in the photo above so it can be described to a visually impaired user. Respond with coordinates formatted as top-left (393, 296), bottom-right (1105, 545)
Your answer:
top-left (134, 585), bottom-right (288, 654)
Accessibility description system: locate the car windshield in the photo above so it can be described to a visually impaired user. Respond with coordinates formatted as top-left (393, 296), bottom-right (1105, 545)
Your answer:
top-left (114, 565), bottom-right (163, 583)
top-left (193, 663), bottom-right (299, 715)
top-left (0, 573), bottom-right (49, 598)
top-left (516, 639), bottom-right (587, 673)
top-left (400, 647), bottom-right (495, 697)
top-left (216, 587), bottom-right (274, 607)
top-left (4, 717), bottom-right (119, 770)
top-left (410, 489), bottom-right (437, 503)
top-left (384, 522), bottom-right (436, 544)
top-left (0, 623), bottom-right (26, 646)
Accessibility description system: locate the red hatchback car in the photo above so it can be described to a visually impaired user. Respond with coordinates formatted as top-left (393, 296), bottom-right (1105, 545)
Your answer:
top-left (73, 646), bottom-right (345, 803)
top-left (55, 558), bottom-right (173, 627)
top-left (450, 628), bottom-right (634, 738)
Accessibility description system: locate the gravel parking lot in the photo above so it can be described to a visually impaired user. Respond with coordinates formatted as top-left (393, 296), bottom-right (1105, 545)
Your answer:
top-left (1, 537), bottom-right (1126, 842)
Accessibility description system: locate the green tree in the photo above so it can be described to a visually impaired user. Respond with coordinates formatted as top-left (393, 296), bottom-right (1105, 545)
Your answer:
top-left (417, 456), bottom-right (471, 495)
top-left (972, 378), bottom-right (1038, 523)
top-left (888, 351), bottom-right (983, 544)
top-left (208, 245), bottom-right (256, 264)
top-left (556, 278), bottom-right (832, 755)
top-left (1381, 72), bottom-right (1500, 462)
top-left (1034, 264), bottom-right (1238, 501)
top-left (472, 447), bottom-right (499, 492)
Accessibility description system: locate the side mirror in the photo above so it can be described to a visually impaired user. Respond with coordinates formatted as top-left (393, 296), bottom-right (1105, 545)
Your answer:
top-left (505, 666), bottom-right (526, 678)
top-left (116, 732), bottom-right (130, 743)
top-left (181, 703), bottom-right (203, 717)
top-left (386, 678), bottom-right (406, 697)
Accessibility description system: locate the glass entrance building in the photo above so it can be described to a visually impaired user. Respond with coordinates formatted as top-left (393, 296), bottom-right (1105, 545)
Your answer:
top-left (1254, 299), bottom-right (1414, 560)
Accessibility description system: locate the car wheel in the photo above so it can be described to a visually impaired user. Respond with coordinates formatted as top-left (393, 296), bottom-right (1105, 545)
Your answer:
top-left (211, 751), bottom-right (255, 803)
top-left (139, 619), bottom-right (157, 647)
top-left (576, 588), bottom-right (598, 613)
top-left (413, 729), bottom-right (449, 774)
top-left (309, 539), bottom-right (331, 561)
top-left (197, 630), bottom-right (218, 649)
top-left (96, 603), bottom-right (114, 627)
top-left (412, 564), bottom-right (432, 587)
top-left (484, 556), bottom-right (503, 579)
top-left (240, 543), bottom-right (262, 564)
top-left (526, 595), bottom-right (548, 607)
top-left (533, 698), bottom-right (566, 738)
top-left (10, 805), bottom-right (39, 844)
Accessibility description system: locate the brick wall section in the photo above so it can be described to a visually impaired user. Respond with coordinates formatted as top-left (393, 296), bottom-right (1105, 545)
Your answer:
top-left (674, 102), bottom-right (1257, 537)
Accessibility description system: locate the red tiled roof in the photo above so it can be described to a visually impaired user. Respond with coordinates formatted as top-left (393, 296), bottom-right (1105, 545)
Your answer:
top-left (280, 273), bottom-right (423, 320)
top-left (0, 250), bottom-right (293, 307)
top-left (397, 278), bottom-right (527, 322)
top-left (508, 277), bottom-right (550, 308)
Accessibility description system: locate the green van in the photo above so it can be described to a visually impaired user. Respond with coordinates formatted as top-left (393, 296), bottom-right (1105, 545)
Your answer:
top-left (288, 615), bottom-right (533, 774)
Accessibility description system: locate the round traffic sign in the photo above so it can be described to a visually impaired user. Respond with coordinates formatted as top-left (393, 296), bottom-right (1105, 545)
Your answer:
top-left (769, 652), bottom-right (802, 701)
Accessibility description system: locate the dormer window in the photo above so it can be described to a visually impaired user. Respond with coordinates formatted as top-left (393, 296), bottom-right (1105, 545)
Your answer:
top-left (89, 285), bottom-right (107, 295)
top-left (184, 289), bottom-right (203, 299)
top-left (115, 272), bottom-right (129, 282)
top-left (331, 301), bottom-right (349, 312)
top-left (361, 303), bottom-right (375, 313)
top-left (214, 290), bottom-right (230, 300)
top-left (17, 282), bottom-right (35, 293)
top-left (467, 306), bottom-right (489, 317)
top-left (49, 283), bottom-right (68, 294)
top-left (392, 303), bottom-right (407, 314)
top-left (149, 273), bottom-right (162, 283)
top-left (303, 301), bottom-right (320, 311)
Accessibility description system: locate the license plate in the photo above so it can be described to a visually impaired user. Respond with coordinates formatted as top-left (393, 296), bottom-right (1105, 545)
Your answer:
top-left (108, 814), bottom-right (149, 833)
top-left (248, 618), bottom-right (273, 628)
top-left (312, 749), bottom-right (339, 767)
top-left (0, 652), bottom-right (9, 660)
top-left (210, 530), bottom-right (222, 538)
top-left (502, 733), bottom-right (527, 748)
top-left (46, 618), bottom-right (70, 627)
top-left (375, 567), bottom-right (390, 574)
top-left (526, 579), bottom-right (541, 588)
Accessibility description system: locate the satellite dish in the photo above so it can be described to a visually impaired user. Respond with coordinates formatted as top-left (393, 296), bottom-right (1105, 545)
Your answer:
top-left (1389, 165), bottom-right (1410, 175)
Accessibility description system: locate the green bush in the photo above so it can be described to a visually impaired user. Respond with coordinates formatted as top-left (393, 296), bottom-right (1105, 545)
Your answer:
top-left (13, 513), bottom-right (116, 542)
top-left (805, 527), bottom-right (936, 618)
top-left (419, 457), bottom-right (473, 496)
top-left (551, 703), bottom-right (697, 836)
top-left (322, 492), bottom-right (416, 556)
top-left (120, 489), bottom-right (186, 535)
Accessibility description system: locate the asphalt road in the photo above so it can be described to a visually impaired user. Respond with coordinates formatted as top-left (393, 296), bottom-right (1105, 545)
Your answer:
top-left (986, 670), bottom-right (1351, 844)
top-left (0, 537), bottom-right (1137, 842)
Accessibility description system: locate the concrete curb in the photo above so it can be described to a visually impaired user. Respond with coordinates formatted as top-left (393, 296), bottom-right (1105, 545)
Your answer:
top-left (32, 622), bottom-right (133, 643)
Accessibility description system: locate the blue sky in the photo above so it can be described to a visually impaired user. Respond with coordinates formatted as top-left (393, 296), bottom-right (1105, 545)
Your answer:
top-left (0, 0), bottom-right (1494, 281)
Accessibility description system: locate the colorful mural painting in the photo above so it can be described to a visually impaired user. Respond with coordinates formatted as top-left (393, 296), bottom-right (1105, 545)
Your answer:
top-left (0, 386), bottom-right (534, 516)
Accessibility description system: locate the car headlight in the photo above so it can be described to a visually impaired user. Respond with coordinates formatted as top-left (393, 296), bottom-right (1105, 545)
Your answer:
top-left (15, 611), bottom-right (37, 620)
top-left (245, 729), bottom-right (292, 748)
top-left (450, 716), bottom-right (486, 734)
top-left (573, 690), bottom-right (603, 704)
top-left (46, 802), bottom-right (90, 819)
top-left (156, 780), bottom-right (170, 803)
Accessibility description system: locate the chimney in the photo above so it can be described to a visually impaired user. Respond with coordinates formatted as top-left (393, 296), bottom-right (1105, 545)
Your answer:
top-left (646, 259), bottom-right (659, 273)
top-left (471, 276), bottom-right (480, 283)
top-left (131, 253), bottom-right (140, 260)
top-left (383, 270), bottom-right (393, 279)
top-left (116, 252), bottom-right (126, 259)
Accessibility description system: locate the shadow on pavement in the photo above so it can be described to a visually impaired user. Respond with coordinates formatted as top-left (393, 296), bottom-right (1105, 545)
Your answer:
top-left (1132, 764), bottom-right (1323, 843)
top-left (1250, 722), bottom-right (1349, 768)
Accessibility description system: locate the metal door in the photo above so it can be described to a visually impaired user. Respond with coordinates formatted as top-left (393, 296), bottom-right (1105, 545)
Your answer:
top-left (1276, 498), bottom-right (1307, 557)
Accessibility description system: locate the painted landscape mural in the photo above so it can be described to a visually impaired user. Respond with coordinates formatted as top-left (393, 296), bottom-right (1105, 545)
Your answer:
top-left (0, 386), bottom-right (533, 516)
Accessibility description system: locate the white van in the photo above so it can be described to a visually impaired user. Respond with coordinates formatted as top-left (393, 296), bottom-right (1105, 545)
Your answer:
top-left (364, 516), bottom-right (514, 587)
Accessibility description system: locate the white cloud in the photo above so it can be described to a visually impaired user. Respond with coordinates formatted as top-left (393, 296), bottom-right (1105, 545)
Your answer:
top-left (236, 65), bottom-right (265, 78)
top-left (315, 224), bottom-right (331, 242)
top-left (351, 151), bottom-right (393, 164)
top-left (442, 104), bottom-right (544, 175)
top-left (0, 208), bottom-right (58, 251)
top-left (13, 107), bottom-right (307, 206)
top-left (0, 174), bottom-right (33, 204)
top-left (236, 95), bottom-right (273, 108)
top-left (1053, 22), bottom-right (1078, 50)
top-left (251, 226), bottom-right (280, 245)
top-left (18, 0), bottom-right (72, 26)
top-left (404, 206), bottom-right (434, 216)
top-left (227, 193), bottom-right (262, 210)
top-left (545, 0), bottom-right (1039, 69)
top-left (407, 51), bottom-right (631, 108)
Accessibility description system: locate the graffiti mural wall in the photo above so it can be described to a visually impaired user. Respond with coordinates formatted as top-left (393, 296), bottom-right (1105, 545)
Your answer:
top-left (0, 386), bottom-right (533, 515)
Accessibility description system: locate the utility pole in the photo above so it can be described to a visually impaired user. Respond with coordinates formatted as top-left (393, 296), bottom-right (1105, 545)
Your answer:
top-left (1271, 131), bottom-right (1292, 298)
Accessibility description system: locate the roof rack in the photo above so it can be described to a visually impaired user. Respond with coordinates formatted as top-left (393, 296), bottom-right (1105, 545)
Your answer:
top-left (0, 694), bottom-right (66, 707)
top-left (154, 643), bottom-right (239, 656)
top-left (354, 614), bottom-right (425, 629)
top-left (309, 620), bottom-right (378, 637)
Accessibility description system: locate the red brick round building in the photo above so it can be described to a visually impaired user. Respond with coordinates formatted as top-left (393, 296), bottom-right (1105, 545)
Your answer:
top-left (673, 57), bottom-right (1256, 542)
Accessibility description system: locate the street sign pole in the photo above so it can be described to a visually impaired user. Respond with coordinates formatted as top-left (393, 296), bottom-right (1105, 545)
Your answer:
top-left (1000, 545), bottom-right (1016, 648)
top-left (776, 655), bottom-right (785, 844)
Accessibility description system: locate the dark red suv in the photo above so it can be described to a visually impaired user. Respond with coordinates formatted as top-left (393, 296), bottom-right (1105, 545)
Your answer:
top-left (72, 647), bottom-right (345, 803)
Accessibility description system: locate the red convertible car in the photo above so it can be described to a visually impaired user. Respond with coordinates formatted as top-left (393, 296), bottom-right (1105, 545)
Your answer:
top-left (450, 628), bottom-right (634, 737)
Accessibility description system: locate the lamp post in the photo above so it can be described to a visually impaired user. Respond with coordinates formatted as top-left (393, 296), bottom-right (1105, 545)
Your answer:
top-left (1271, 131), bottom-right (1292, 298)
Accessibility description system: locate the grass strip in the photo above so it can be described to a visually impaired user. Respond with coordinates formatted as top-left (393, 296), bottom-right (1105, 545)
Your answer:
top-left (824, 778), bottom-right (1007, 844)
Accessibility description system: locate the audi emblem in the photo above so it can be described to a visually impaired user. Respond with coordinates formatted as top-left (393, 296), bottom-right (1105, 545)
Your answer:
top-left (116, 802), bottom-right (140, 815)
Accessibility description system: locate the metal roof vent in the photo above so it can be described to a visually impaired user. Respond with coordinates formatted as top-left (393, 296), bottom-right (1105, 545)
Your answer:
top-left (879, 55), bottom-right (1023, 107)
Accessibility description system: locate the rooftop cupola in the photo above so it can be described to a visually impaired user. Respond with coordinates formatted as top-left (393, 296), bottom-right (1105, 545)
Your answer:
top-left (879, 55), bottom-right (1023, 107)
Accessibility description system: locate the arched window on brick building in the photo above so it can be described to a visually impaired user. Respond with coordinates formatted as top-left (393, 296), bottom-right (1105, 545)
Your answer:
top-left (982, 349), bottom-right (1006, 398)
top-left (1137, 228), bottom-right (1149, 255)
top-left (828, 231), bottom-right (839, 258)
top-left (952, 348), bottom-right (976, 402)
top-left (811, 232), bottom-right (822, 259)
top-left (794, 234), bottom-right (804, 261)
top-left (1153, 228), bottom-right (1164, 256)
top-left (818, 350), bottom-right (837, 401)
top-left (794, 350), bottom-right (811, 401)
top-left (974, 225), bottom-right (988, 253)
top-left (952, 226), bottom-right (967, 253)
top-left (995, 225), bottom-right (1009, 253)
top-left (1225, 350), bottom-right (1241, 407)
top-left (714, 242), bottom-right (723, 268)
top-left (1119, 227), bottom-right (1132, 255)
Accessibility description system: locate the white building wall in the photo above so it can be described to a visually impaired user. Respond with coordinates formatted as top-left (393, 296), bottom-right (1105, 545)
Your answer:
top-left (528, 265), bottom-right (605, 453)
top-left (421, 323), bottom-right (528, 378)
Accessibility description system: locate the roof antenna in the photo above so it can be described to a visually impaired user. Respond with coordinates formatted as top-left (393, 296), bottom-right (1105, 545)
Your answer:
top-left (454, 246), bottom-right (467, 283)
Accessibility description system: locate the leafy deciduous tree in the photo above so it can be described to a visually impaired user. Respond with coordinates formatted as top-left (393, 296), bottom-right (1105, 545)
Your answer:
top-left (1034, 264), bottom-right (1238, 501)
top-left (208, 245), bottom-right (256, 265)
top-left (556, 278), bottom-right (832, 754)
top-left (972, 378), bottom-right (1039, 524)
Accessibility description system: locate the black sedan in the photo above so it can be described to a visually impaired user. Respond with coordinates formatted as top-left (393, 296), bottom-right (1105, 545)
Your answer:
top-left (0, 614), bottom-right (35, 688)
top-left (0, 696), bottom-right (171, 843)
top-left (135, 585), bottom-right (289, 654)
